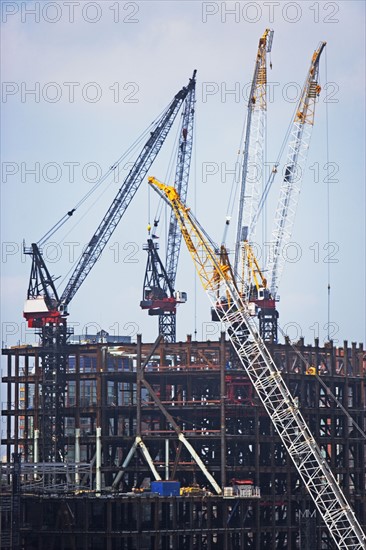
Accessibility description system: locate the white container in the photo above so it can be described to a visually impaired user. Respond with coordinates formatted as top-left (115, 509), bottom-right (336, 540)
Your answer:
top-left (223, 487), bottom-right (233, 497)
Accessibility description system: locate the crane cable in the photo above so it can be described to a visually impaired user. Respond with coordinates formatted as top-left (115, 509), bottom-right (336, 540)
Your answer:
top-left (193, 107), bottom-right (198, 338)
top-left (250, 66), bottom-right (313, 239)
top-left (55, 107), bottom-right (174, 291)
top-left (250, 98), bottom-right (300, 236)
top-left (37, 104), bottom-right (172, 248)
top-left (56, 128), bottom-right (159, 292)
top-left (150, 112), bottom-right (182, 238)
top-left (226, 122), bottom-right (247, 221)
top-left (224, 63), bottom-right (304, 249)
top-left (40, 127), bottom-right (148, 247)
top-left (325, 47), bottom-right (331, 340)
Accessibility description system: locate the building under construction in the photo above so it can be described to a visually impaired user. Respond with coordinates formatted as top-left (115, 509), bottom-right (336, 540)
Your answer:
top-left (1, 334), bottom-right (365, 549)
top-left (2, 29), bottom-right (366, 550)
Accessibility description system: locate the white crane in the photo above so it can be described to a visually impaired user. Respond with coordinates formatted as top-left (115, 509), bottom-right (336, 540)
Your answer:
top-left (266, 42), bottom-right (326, 298)
top-left (234, 28), bottom-right (274, 273)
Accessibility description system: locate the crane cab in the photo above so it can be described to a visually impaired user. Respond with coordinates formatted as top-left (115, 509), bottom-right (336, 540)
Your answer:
top-left (24, 296), bottom-right (49, 314)
top-left (174, 291), bottom-right (187, 303)
top-left (257, 286), bottom-right (271, 300)
top-left (258, 287), bottom-right (265, 300)
top-left (247, 302), bottom-right (258, 316)
top-left (23, 297), bottom-right (62, 328)
top-left (59, 303), bottom-right (68, 315)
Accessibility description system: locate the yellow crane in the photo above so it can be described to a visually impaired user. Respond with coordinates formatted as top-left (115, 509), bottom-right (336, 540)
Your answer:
top-left (148, 175), bottom-right (366, 550)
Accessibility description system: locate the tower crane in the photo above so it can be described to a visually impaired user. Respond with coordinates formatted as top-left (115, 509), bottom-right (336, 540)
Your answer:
top-left (149, 176), bottom-right (366, 550)
top-left (140, 237), bottom-right (187, 320)
top-left (140, 74), bottom-right (196, 342)
top-left (23, 72), bottom-right (196, 462)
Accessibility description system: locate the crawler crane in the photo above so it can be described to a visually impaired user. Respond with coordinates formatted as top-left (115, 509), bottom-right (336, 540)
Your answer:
top-left (234, 40), bottom-right (325, 343)
top-left (266, 42), bottom-right (326, 300)
top-left (149, 176), bottom-right (366, 550)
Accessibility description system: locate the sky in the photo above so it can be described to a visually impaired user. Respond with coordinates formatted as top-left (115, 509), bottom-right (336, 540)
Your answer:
top-left (1, 0), bottom-right (365, 351)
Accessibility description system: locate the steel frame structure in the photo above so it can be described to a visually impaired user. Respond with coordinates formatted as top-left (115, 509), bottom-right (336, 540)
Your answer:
top-left (1, 336), bottom-right (366, 549)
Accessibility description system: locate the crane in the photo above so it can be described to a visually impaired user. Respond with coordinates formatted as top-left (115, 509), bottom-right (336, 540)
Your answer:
top-left (219, 29), bottom-right (277, 341)
top-left (240, 240), bottom-right (279, 341)
top-left (234, 40), bottom-right (325, 344)
top-left (213, 29), bottom-right (276, 342)
top-left (140, 237), bottom-right (187, 318)
top-left (233, 28), bottom-right (273, 273)
top-left (23, 71), bottom-right (196, 462)
top-left (266, 42), bottom-right (326, 299)
top-left (140, 73), bottom-right (196, 342)
top-left (149, 176), bottom-right (366, 550)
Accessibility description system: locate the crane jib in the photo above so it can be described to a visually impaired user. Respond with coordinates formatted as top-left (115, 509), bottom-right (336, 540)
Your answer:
top-left (58, 72), bottom-right (196, 310)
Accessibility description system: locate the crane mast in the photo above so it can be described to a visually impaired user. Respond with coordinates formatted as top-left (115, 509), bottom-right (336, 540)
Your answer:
top-left (267, 42), bottom-right (326, 298)
top-left (234, 28), bottom-right (273, 274)
top-left (149, 176), bottom-right (366, 550)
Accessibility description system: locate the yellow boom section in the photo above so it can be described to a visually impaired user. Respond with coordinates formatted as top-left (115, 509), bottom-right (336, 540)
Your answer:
top-left (148, 177), bottom-right (231, 295)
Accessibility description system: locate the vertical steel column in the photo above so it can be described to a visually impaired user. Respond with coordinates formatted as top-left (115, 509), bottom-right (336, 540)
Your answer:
top-left (11, 452), bottom-right (21, 550)
top-left (14, 353), bottom-right (19, 456)
top-left (220, 332), bottom-right (226, 488)
top-left (136, 334), bottom-right (142, 437)
top-left (34, 429), bottom-right (39, 481)
top-left (75, 428), bottom-right (80, 486)
top-left (23, 354), bottom-right (29, 460)
top-left (165, 439), bottom-right (169, 480)
top-left (6, 354), bottom-right (12, 463)
top-left (96, 427), bottom-right (102, 494)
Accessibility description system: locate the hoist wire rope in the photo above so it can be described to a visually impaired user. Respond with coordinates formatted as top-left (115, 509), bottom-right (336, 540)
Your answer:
top-left (251, 66), bottom-right (311, 237)
top-left (37, 105), bottom-right (169, 248)
top-left (193, 107), bottom-right (198, 338)
top-left (224, 62), bottom-right (303, 250)
top-left (53, 106), bottom-right (174, 291)
top-left (324, 47), bottom-right (331, 340)
top-left (226, 120), bottom-right (247, 221)
top-left (151, 112), bottom-right (182, 238)
top-left (252, 100), bottom-right (297, 233)
top-left (40, 127), bottom-right (149, 247)
top-left (263, 65), bottom-right (269, 266)
top-left (55, 136), bottom-right (154, 291)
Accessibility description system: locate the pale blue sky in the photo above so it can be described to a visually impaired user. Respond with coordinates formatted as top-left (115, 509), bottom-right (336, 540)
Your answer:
top-left (1, 1), bottom-right (365, 348)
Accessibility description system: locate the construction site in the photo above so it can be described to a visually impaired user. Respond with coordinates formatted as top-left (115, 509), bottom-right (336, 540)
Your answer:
top-left (1, 333), bottom-right (366, 549)
top-left (1, 29), bottom-right (366, 550)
